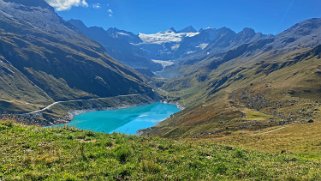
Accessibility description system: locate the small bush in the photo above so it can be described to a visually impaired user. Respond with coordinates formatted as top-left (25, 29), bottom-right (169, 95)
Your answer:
top-left (234, 149), bottom-right (246, 159)
top-left (76, 134), bottom-right (86, 140)
top-left (158, 145), bottom-right (167, 151)
top-left (142, 160), bottom-right (161, 174)
top-left (114, 146), bottom-right (133, 164)
top-left (86, 131), bottom-right (96, 137)
top-left (114, 169), bottom-right (131, 180)
top-left (106, 141), bottom-right (113, 148)
top-left (2, 121), bottom-right (14, 128)
top-left (66, 135), bottom-right (73, 140)
top-left (24, 172), bottom-right (49, 180)
top-left (0, 124), bottom-right (9, 131)
top-left (213, 163), bottom-right (228, 175)
top-left (62, 173), bottom-right (78, 181)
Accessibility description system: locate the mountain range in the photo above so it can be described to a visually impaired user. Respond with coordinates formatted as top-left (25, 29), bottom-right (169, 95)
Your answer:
top-left (68, 20), bottom-right (272, 73)
top-left (0, 0), bottom-right (157, 117)
top-left (144, 18), bottom-right (321, 137)
top-left (1, 0), bottom-right (321, 138)
top-left (2, 0), bottom-right (321, 180)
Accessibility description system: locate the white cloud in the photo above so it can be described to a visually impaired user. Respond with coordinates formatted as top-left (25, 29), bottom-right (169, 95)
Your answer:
top-left (92, 3), bottom-right (101, 9)
top-left (45, 0), bottom-right (88, 11)
top-left (107, 8), bottom-right (113, 17)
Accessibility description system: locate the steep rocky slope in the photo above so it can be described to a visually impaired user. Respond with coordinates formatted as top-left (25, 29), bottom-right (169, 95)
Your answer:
top-left (68, 20), bottom-right (162, 72)
top-left (0, 0), bottom-right (158, 114)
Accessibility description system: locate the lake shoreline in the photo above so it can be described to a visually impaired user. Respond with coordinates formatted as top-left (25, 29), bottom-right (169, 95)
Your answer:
top-left (55, 102), bottom-right (180, 135)
top-left (56, 102), bottom-right (155, 125)
top-left (62, 100), bottom-right (184, 125)
top-left (4, 97), bottom-right (182, 131)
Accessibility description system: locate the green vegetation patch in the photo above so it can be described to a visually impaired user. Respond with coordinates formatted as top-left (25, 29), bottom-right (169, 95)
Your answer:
top-left (242, 108), bottom-right (273, 121)
top-left (0, 121), bottom-right (320, 180)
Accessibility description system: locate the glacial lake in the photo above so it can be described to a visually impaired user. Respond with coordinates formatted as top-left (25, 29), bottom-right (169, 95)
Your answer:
top-left (63, 103), bottom-right (180, 134)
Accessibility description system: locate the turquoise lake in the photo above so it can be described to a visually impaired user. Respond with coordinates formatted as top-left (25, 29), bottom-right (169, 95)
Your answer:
top-left (64, 103), bottom-right (180, 134)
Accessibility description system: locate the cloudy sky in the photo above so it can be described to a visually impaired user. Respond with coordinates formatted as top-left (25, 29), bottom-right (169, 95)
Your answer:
top-left (45, 0), bottom-right (321, 34)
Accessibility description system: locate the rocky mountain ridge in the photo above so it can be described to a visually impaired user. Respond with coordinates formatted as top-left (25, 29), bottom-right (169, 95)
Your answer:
top-left (0, 0), bottom-right (158, 116)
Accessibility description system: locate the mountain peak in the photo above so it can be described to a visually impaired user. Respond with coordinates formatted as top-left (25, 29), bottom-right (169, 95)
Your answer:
top-left (178, 26), bottom-right (197, 33)
top-left (107, 27), bottom-right (137, 37)
top-left (238, 27), bottom-right (256, 37)
top-left (68, 19), bottom-right (87, 29)
top-left (285, 18), bottom-right (321, 35)
top-left (105, 27), bottom-right (142, 44)
top-left (273, 18), bottom-right (321, 49)
top-left (3, 0), bottom-right (53, 10)
top-left (107, 27), bottom-right (122, 33)
top-left (216, 27), bottom-right (235, 34)
top-left (164, 27), bottom-right (177, 33)
top-left (240, 27), bottom-right (255, 33)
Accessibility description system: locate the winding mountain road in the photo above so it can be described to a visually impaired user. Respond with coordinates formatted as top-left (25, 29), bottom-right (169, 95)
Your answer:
top-left (27, 101), bottom-right (62, 114)
top-left (24, 94), bottom-right (141, 115)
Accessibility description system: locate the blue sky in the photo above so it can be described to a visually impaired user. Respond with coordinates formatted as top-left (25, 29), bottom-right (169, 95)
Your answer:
top-left (55, 0), bottom-right (321, 34)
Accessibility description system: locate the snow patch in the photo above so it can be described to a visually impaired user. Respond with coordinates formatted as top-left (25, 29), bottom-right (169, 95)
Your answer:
top-left (139, 31), bottom-right (199, 44)
top-left (171, 44), bottom-right (180, 50)
top-left (197, 43), bottom-right (209, 50)
top-left (117, 32), bottom-right (131, 37)
top-left (152, 60), bottom-right (174, 68)
top-left (186, 51), bottom-right (195, 55)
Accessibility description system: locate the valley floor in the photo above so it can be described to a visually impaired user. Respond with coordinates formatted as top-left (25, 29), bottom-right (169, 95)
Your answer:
top-left (1, 121), bottom-right (321, 180)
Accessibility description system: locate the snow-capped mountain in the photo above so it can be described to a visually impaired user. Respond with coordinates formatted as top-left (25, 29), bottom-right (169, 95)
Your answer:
top-left (67, 21), bottom-right (270, 72)
top-left (136, 26), bottom-right (269, 61)
top-left (138, 27), bottom-right (199, 44)
top-left (68, 19), bottom-right (162, 73)
top-left (136, 26), bottom-right (201, 60)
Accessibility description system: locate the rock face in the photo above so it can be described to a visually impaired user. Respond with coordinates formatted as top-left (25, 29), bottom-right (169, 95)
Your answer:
top-left (273, 18), bottom-right (321, 50)
top-left (0, 0), bottom-right (158, 113)
top-left (68, 20), bottom-right (162, 72)
top-left (137, 26), bottom-right (270, 61)
top-left (178, 26), bottom-right (198, 33)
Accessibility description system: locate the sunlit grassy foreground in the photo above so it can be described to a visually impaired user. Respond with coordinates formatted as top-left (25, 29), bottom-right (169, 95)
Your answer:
top-left (1, 121), bottom-right (320, 180)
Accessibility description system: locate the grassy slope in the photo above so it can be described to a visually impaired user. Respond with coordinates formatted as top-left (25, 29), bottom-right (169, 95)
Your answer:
top-left (147, 48), bottom-right (321, 137)
top-left (207, 120), bottom-right (321, 160)
top-left (1, 121), bottom-right (321, 180)
top-left (0, 57), bottom-right (53, 113)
